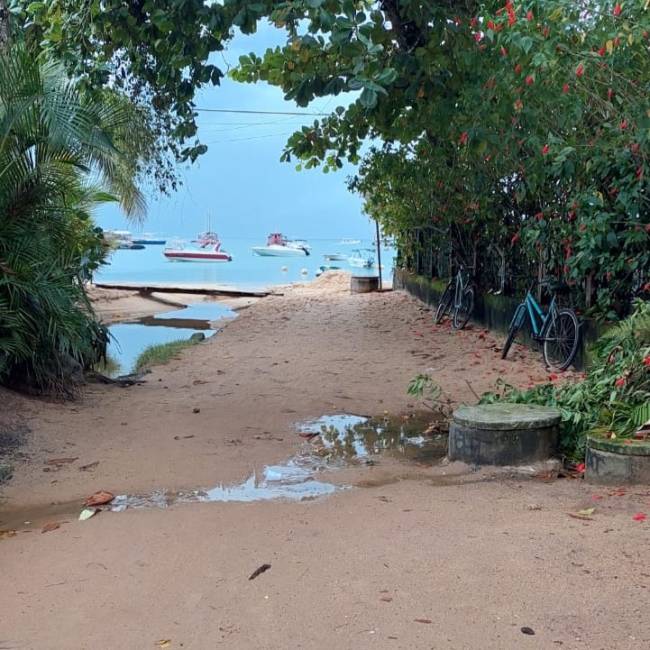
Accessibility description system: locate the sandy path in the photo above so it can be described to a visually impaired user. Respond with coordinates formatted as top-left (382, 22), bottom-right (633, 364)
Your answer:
top-left (1, 274), bottom-right (647, 649)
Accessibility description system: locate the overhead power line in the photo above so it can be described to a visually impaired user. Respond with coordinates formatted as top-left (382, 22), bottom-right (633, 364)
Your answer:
top-left (195, 108), bottom-right (329, 116)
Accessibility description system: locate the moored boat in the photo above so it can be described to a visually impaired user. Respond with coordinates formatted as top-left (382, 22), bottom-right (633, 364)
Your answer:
top-left (163, 233), bottom-right (232, 262)
top-left (348, 249), bottom-right (375, 268)
top-left (132, 233), bottom-right (166, 245)
top-left (252, 233), bottom-right (310, 257)
top-left (324, 253), bottom-right (347, 261)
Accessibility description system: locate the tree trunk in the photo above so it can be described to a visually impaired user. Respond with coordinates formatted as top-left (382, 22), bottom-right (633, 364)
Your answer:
top-left (0, 0), bottom-right (10, 50)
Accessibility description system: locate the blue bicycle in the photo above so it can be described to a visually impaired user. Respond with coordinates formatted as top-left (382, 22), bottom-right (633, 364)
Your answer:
top-left (502, 283), bottom-right (580, 370)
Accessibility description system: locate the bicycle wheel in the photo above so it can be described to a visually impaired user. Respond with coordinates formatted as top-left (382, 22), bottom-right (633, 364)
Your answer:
top-left (501, 303), bottom-right (527, 359)
top-left (452, 287), bottom-right (474, 330)
top-left (434, 282), bottom-right (453, 324)
top-left (543, 308), bottom-right (580, 371)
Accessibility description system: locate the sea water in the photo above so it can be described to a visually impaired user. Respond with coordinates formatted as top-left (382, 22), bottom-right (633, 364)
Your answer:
top-left (95, 237), bottom-right (394, 290)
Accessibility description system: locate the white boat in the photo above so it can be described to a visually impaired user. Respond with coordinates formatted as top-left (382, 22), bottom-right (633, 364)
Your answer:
top-left (348, 249), bottom-right (374, 268)
top-left (252, 233), bottom-right (311, 257)
top-left (339, 238), bottom-right (362, 245)
top-left (324, 253), bottom-right (347, 261)
top-left (164, 233), bottom-right (232, 262)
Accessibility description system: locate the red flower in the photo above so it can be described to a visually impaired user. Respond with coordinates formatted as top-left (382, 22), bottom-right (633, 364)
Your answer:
top-left (562, 83), bottom-right (570, 93)
top-left (620, 119), bottom-right (628, 130)
top-left (613, 3), bottom-right (622, 17)
top-left (642, 355), bottom-right (650, 367)
top-left (470, 16), bottom-right (478, 27)
top-left (615, 377), bottom-right (626, 388)
top-left (525, 75), bottom-right (534, 85)
top-left (514, 63), bottom-right (522, 74)
top-left (597, 45), bottom-right (606, 56)
top-left (607, 88), bottom-right (614, 100)
top-left (575, 463), bottom-right (586, 473)
top-left (548, 373), bottom-right (559, 381)
top-left (526, 10), bottom-right (534, 21)
top-left (576, 63), bottom-right (585, 78)
top-left (511, 232), bottom-right (520, 246)
top-left (541, 144), bottom-right (550, 155)
top-left (487, 20), bottom-right (496, 31)
top-left (474, 31), bottom-right (483, 42)
top-left (632, 513), bottom-right (646, 522)
top-left (459, 131), bottom-right (469, 145)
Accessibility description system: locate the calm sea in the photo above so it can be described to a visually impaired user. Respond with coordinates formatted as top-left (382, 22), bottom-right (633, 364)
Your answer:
top-left (97, 236), bottom-right (395, 375)
top-left (95, 237), bottom-right (395, 290)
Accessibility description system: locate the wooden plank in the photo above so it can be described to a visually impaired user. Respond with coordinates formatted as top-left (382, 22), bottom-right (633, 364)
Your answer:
top-left (93, 281), bottom-right (269, 298)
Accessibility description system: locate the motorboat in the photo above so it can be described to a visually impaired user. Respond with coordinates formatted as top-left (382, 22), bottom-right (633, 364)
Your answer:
top-left (163, 233), bottom-right (232, 262)
top-left (348, 249), bottom-right (375, 268)
top-left (315, 264), bottom-right (342, 277)
top-left (132, 233), bottom-right (166, 245)
top-left (252, 233), bottom-right (310, 257)
top-left (105, 230), bottom-right (145, 250)
top-left (324, 253), bottom-right (347, 262)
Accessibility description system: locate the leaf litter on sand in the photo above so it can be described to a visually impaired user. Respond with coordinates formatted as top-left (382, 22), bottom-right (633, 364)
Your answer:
top-left (0, 530), bottom-right (17, 540)
top-left (83, 490), bottom-right (114, 507)
top-left (249, 563), bottom-right (271, 580)
top-left (79, 508), bottom-right (99, 521)
top-left (41, 522), bottom-right (60, 533)
top-left (156, 641), bottom-right (171, 648)
top-left (568, 507), bottom-right (595, 521)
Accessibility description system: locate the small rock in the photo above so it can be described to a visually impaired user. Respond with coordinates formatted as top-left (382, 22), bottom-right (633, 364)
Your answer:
top-left (521, 627), bottom-right (535, 636)
top-left (527, 504), bottom-right (543, 511)
top-left (192, 407), bottom-right (200, 414)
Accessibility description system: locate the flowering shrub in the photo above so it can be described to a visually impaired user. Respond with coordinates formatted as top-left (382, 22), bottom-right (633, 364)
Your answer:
top-left (482, 301), bottom-right (650, 458)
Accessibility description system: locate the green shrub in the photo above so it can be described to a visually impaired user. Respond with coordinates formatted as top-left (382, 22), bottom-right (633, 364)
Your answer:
top-left (481, 301), bottom-right (650, 459)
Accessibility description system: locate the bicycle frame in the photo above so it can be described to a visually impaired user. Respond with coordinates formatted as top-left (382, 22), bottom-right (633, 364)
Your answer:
top-left (522, 290), bottom-right (556, 340)
top-left (453, 268), bottom-right (468, 308)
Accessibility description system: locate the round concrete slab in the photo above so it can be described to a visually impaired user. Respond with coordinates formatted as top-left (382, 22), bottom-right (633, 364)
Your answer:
top-left (452, 403), bottom-right (561, 431)
top-left (449, 403), bottom-right (561, 466)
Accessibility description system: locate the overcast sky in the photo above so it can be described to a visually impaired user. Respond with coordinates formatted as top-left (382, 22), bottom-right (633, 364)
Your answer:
top-left (98, 23), bottom-right (370, 240)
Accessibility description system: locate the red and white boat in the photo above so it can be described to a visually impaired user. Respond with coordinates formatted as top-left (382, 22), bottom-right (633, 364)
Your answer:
top-left (163, 232), bottom-right (232, 262)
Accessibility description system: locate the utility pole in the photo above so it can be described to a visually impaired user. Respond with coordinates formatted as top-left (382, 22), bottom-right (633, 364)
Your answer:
top-left (375, 220), bottom-right (383, 291)
top-left (0, 0), bottom-right (10, 50)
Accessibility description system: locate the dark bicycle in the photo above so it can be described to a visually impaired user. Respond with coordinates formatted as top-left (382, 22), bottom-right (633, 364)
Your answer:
top-left (434, 265), bottom-right (475, 330)
top-left (502, 282), bottom-right (580, 370)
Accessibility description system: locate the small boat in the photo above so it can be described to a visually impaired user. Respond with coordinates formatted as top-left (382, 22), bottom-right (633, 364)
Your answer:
top-left (339, 238), bottom-right (361, 245)
top-left (315, 264), bottom-right (342, 277)
top-left (105, 230), bottom-right (145, 250)
top-left (324, 253), bottom-right (347, 262)
top-left (163, 233), bottom-right (232, 262)
top-left (348, 249), bottom-right (375, 268)
top-left (132, 233), bottom-right (166, 245)
top-left (252, 233), bottom-right (310, 257)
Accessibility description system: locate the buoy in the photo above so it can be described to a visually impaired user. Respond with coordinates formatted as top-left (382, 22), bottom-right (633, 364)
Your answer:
top-left (280, 266), bottom-right (288, 272)
top-left (300, 268), bottom-right (308, 275)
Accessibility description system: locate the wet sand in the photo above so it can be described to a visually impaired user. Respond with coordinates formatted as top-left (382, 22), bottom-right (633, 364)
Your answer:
top-left (1, 273), bottom-right (647, 649)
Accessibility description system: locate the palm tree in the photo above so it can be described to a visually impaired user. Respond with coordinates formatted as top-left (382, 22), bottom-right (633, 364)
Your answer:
top-left (0, 45), bottom-right (145, 392)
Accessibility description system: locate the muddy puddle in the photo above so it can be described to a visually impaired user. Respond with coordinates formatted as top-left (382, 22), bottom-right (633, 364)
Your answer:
top-left (106, 302), bottom-right (236, 376)
top-left (106, 412), bottom-right (448, 511)
top-left (0, 412), bottom-right (451, 530)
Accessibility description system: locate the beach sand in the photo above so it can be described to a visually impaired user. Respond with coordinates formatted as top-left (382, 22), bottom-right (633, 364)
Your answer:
top-left (0, 272), bottom-right (647, 649)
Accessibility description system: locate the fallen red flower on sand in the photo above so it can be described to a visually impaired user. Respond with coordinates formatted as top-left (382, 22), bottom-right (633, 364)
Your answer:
top-left (575, 463), bottom-right (586, 474)
top-left (632, 513), bottom-right (646, 522)
top-left (548, 373), bottom-right (559, 381)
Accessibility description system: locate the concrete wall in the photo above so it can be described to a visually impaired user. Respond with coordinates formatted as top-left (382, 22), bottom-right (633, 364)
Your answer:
top-left (394, 268), bottom-right (606, 370)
